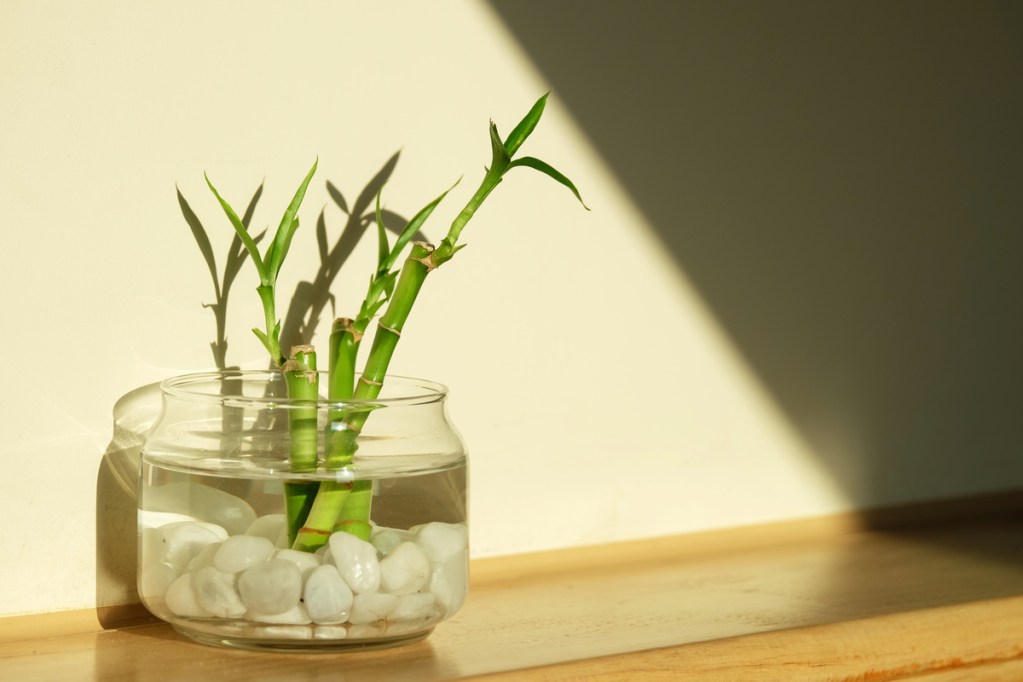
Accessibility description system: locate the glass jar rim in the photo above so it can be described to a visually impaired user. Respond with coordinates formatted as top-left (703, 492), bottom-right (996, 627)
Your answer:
top-left (160, 370), bottom-right (449, 409)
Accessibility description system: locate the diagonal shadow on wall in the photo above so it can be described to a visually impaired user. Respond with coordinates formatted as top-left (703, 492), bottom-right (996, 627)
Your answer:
top-left (487, 0), bottom-right (1023, 510)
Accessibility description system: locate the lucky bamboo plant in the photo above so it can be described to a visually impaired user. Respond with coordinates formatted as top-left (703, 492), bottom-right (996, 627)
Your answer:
top-left (201, 94), bottom-right (585, 552)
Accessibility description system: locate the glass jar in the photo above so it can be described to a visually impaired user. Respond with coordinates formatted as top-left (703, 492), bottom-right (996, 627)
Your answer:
top-left (137, 370), bottom-right (468, 651)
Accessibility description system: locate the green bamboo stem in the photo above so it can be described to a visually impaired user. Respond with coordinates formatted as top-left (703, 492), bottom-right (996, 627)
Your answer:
top-left (283, 95), bottom-right (586, 552)
top-left (291, 480), bottom-right (353, 552)
top-left (282, 346), bottom-right (320, 546)
top-left (333, 479), bottom-right (373, 540)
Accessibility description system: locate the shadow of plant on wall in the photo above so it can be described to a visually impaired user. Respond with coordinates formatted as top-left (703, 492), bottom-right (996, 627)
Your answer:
top-left (176, 183), bottom-right (266, 371)
top-left (95, 153), bottom-right (416, 622)
top-left (278, 151), bottom-right (423, 353)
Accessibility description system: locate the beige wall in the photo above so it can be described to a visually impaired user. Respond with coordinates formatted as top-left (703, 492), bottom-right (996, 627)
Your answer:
top-left (1, 1), bottom-right (1020, 617)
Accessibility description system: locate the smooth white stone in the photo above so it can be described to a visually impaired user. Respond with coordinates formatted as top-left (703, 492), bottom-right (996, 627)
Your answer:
top-left (145, 521), bottom-right (228, 573)
top-left (371, 528), bottom-right (412, 557)
top-left (237, 559), bottom-right (302, 615)
top-left (315, 544), bottom-right (334, 565)
top-left (328, 532), bottom-right (380, 594)
top-left (256, 625), bottom-right (313, 640)
top-left (165, 572), bottom-right (212, 617)
top-left (274, 548), bottom-right (321, 580)
top-left (346, 623), bottom-right (383, 639)
top-left (379, 541), bottom-right (430, 595)
top-left (213, 534), bottom-right (275, 574)
top-left (303, 564), bottom-right (354, 625)
top-left (414, 522), bottom-right (467, 563)
top-left (192, 566), bottom-right (246, 618)
top-left (313, 625), bottom-right (348, 640)
top-left (245, 514), bottom-right (288, 547)
top-left (185, 542), bottom-right (221, 573)
top-left (245, 604), bottom-right (311, 625)
top-left (138, 510), bottom-right (199, 530)
top-left (391, 592), bottom-right (437, 622)
top-left (429, 550), bottom-right (469, 615)
top-left (139, 562), bottom-right (177, 600)
top-left (348, 592), bottom-right (399, 625)
top-left (144, 482), bottom-right (257, 535)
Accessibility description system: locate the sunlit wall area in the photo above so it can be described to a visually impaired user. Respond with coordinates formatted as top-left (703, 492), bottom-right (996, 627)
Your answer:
top-left (1, 0), bottom-right (1018, 618)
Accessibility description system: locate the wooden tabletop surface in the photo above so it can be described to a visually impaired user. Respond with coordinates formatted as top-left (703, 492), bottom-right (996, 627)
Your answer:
top-left (2, 493), bottom-right (1022, 680)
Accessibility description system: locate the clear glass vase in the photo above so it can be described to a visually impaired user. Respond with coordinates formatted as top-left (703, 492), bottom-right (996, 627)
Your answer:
top-left (137, 370), bottom-right (468, 651)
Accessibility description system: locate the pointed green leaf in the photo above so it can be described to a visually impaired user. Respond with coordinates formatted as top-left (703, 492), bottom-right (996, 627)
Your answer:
top-left (379, 270), bottom-right (398, 299)
top-left (205, 173), bottom-right (266, 279)
top-left (489, 121), bottom-right (510, 170)
top-left (375, 186), bottom-right (390, 272)
top-left (224, 227), bottom-right (267, 300)
top-left (504, 92), bottom-right (549, 156)
top-left (267, 158), bottom-right (318, 282)
top-left (252, 327), bottom-right (271, 350)
top-left (383, 178), bottom-right (460, 272)
top-left (507, 156), bottom-right (590, 210)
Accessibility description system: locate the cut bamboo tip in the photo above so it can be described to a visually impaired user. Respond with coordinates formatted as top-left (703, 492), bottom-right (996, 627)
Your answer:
top-left (290, 344), bottom-right (316, 357)
top-left (412, 241), bottom-right (437, 271)
top-left (332, 317), bottom-right (364, 342)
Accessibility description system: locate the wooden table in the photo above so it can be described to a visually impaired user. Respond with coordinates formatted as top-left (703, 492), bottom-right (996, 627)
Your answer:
top-left (3, 493), bottom-right (1022, 680)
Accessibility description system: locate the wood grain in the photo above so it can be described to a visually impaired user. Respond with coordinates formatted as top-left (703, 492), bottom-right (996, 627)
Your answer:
top-left (1, 492), bottom-right (1021, 680)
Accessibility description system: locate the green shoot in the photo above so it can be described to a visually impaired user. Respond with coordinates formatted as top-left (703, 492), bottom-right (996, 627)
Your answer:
top-left (206, 159), bottom-right (319, 365)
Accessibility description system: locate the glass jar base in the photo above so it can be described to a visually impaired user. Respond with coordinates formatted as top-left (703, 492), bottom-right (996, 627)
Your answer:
top-left (174, 624), bottom-right (434, 653)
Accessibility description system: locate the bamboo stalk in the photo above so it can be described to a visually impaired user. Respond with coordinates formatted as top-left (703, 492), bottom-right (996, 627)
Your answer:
top-left (282, 346), bottom-right (319, 546)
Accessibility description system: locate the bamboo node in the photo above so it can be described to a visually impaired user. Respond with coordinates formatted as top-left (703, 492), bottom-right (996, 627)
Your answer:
top-left (378, 321), bottom-right (401, 337)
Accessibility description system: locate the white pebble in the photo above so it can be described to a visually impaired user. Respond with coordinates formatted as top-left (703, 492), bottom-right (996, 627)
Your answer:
top-left (274, 548), bottom-right (321, 580)
top-left (144, 482), bottom-right (256, 535)
top-left (145, 521), bottom-right (228, 572)
top-left (256, 625), bottom-right (313, 640)
top-left (313, 625), bottom-right (348, 640)
top-left (328, 532), bottom-right (380, 594)
top-left (246, 604), bottom-right (311, 625)
top-left (214, 534), bottom-right (275, 574)
top-left (245, 514), bottom-right (288, 548)
top-left (379, 542), bottom-right (430, 595)
top-left (415, 522), bottom-right (467, 563)
top-left (391, 592), bottom-right (437, 622)
top-left (430, 550), bottom-right (469, 615)
top-left (237, 559), bottom-right (302, 615)
top-left (348, 592), bottom-right (398, 625)
top-left (303, 565), bottom-right (354, 625)
top-left (371, 528), bottom-right (411, 557)
top-left (164, 572), bottom-right (212, 617)
top-left (192, 566), bottom-right (246, 618)
top-left (185, 543), bottom-right (221, 572)
top-left (139, 563), bottom-right (177, 600)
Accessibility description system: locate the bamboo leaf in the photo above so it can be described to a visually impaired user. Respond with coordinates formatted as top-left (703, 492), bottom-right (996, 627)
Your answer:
top-left (504, 92), bottom-right (549, 156)
top-left (379, 270), bottom-right (398, 299)
top-left (489, 121), bottom-right (510, 170)
top-left (375, 186), bottom-right (390, 272)
top-left (383, 179), bottom-right (460, 272)
top-left (507, 156), bottom-right (590, 210)
top-left (352, 150), bottom-right (401, 219)
top-left (253, 327), bottom-right (271, 348)
top-left (267, 158), bottom-right (318, 282)
top-left (205, 173), bottom-right (266, 279)
top-left (378, 210), bottom-right (412, 237)
top-left (224, 227), bottom-right (267, 299)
